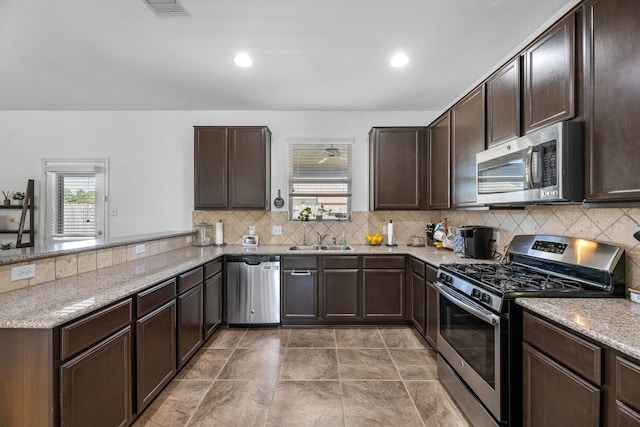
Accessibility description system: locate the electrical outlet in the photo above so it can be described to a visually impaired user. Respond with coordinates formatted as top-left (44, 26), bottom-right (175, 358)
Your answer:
top-left (382, 224), bottom-right (388, 234)
top-left (249, 225), bottom-right (256, 235)
top-left (135, 244), bottom-right (146, 254)
top-left (272, 225), bottom-right (282, 235)
top-left (11, 264), bottom-right (36, 281)
top-left (186, 235), bottom-right (193, 243)
top-left (109, 207), bottom-right (118, 216)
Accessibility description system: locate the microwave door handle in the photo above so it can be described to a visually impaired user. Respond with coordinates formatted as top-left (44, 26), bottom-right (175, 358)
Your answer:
top-left (437, 284), bottom-right (500, 325)
top-left (524, 146), bottom-right (534, 189)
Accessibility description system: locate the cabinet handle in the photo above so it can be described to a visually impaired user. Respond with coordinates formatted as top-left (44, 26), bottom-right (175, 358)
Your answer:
top-left (290, 271), bottom-right (312, 276)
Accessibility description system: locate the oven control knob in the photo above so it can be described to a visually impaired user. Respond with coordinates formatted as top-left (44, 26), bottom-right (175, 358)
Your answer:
top-left (471, 289), bottom-right (481, 299)
top-left (481, 293), bottom-right (491, 304)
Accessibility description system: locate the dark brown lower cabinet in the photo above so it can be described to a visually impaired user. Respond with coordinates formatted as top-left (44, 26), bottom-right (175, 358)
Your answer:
top-left (60, 327), bottom-right (132, 427)
top-left (523, 343), bottom-right (600, 427)
top-left (136, 300), bottom-right (176, 411)
top-left (425, 279), bottom-right (438, 350)
top-left (177, 284), bottom-right (204, 369)
top-left (362, 270), bottom-right (405, 320)
top-left (204, 272), bottom-right (223, 338)
top-left (409, 270), bottom-right (426, 335)
top-left (282, 270), bottom-right (318, 320)
top-left (323, 269), bottom-right (360, 320)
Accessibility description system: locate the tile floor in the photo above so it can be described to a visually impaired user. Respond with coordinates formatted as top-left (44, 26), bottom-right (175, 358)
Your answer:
top-left (133, 326), bottom-right (471, 427)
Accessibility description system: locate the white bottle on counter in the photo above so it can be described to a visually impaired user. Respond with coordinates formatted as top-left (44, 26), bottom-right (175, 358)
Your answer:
top-left (387, 219), bottom-right (394, 246)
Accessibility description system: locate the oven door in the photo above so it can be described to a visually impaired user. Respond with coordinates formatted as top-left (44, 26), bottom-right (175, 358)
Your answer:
top-left (437, 283), bottom-right (505, 422)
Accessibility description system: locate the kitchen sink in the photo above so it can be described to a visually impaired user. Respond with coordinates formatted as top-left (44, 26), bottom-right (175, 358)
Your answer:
top-left (288, 245), bottom-right (353, 251)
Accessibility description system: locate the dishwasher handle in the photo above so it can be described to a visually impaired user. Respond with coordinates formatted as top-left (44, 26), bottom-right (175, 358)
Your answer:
top-left (289, 271), bottom-right (312, 276)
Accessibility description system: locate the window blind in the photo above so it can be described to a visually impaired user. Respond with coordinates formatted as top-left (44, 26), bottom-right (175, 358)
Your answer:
top-left (288, 144), bottom-right (352, 197)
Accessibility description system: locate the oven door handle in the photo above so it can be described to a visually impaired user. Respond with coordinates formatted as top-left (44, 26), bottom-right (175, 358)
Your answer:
top-left (437, 283), bottom-right (501, 325)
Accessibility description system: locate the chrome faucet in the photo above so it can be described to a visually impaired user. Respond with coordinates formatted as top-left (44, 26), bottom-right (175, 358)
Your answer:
top-left (316, 232), bottom-right (329, 246)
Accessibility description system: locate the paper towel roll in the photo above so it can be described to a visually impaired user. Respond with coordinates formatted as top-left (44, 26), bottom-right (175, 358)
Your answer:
top-left (215, 221), bottom-right (224, 245)
top-left (388, 220), bottom-right (394, 245)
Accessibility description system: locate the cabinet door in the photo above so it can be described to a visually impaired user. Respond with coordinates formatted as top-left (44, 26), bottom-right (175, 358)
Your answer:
top-left (369, 127), bottom-right (427, 210)
top-left (228, 127), bottom-right (270, 209)
top-left (523, 14), bottom-right (575, 133)
top-left (204, 272), bottom-right (223, 339)
top-left (425, 280), bottom-right (438, 350)
top-left (583, 0), bottom-right (640, 202)
top-left (60, 327), bottom-right (132, 427)
top-left (409, 271), bottom-right (426, 335)
top-left (428, 113), bottom-right (451, 210)
top-left (194, 127), bottom-right (228, 209)
top-left (136, 300), bottom-right (176, 412)
top-left (322, 269), bottom-right (359, 320)
top-left (282, 270), bottom-right (318, 320)
top-left (362, 269), bottom-right (405, 320)
top-left (177, 283), bottom-right (204, 369)
top-left (486, 58), bottom-right (521, 147)
top-left (451, 86), bottom-right (485, 208)
top-left (523, 344), bottom-right (600, 427)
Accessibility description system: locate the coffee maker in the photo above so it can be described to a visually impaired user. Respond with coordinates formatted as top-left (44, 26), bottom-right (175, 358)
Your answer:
top-left (459, 226), bottom-right (493, 259)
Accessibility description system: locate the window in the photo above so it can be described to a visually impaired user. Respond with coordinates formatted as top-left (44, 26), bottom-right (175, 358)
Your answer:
top-left (288, 139), bottom-right (352, 221)
top-left (42, 159), bottom-right (108, 243)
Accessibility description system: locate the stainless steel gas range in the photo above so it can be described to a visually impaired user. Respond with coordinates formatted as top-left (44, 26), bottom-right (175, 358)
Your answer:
top-left (436, 235), bottom-right (626, 427)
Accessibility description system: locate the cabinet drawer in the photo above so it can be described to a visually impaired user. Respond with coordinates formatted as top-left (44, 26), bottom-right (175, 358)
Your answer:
top-left (524, 312), bottom-right (602, 385)
top-left (204, 258), bottom-right (222, 279)
top-left (363, 255), bottom-right (406, 269)
top-left (61, 299), bottom-right (132, 360)
top-left (282, 256), bottom-right (318, 270)
top-left (137, 278), bottom-right (177, 317)
top-left (178, 266), bottom-right (203, 294)
top-left (616, 401), bottom-right (640, 426)
top-left (426, 264), bottom-right (437, 283)
top-left (323, 256), bottom-right (359, 270)
top-left (410, 257), bottom-right (425, 277)
top-left (616, 356), bottom-right (640, 412)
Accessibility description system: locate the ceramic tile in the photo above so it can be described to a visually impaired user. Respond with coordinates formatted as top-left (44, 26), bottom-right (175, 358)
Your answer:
top-left (203, 327), bottom-right (247, 349)
top-left (237, 328), bottom-right (290, 349)
top-left (77, 251), bottom-right (97, 274)
top-left (266, 381), bottom-right (344, 427)
top-left (112, 246), bottom-right (127, 265)
top-left (133, 379), bottom-right (213, 427)
top-left (337, 349), bottom-right (399, 380)
top-left (341, 380), bottom-right (423, 426)
top-left (388, 348), bottom-right (438, 380)
top-left (217, 348), bottom-right (284, 380)
top-left (378, 327), bottom-right (429, 349)
top-left (187, 380), bottom-right (275, 427)
top-left (279, 348), bottom-right (338, 380)
top-left (96, 248), bottom-right (113, 269)
top-left (175, 349), bottom-right (233, 380)
top-left (29, 258), bottom-right (56, 286)
top-left (335, 328), bottom-right (385, 348)
top-left (55, 255), bottom-right (77, 279)
top-left (287, 328), bottom-right (336, 348)
top-left (405, 380), bottom-right (472, 427)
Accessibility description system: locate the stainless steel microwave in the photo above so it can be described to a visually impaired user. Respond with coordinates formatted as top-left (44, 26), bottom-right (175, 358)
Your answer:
top-left (476, 121), bottom-right (583, 205)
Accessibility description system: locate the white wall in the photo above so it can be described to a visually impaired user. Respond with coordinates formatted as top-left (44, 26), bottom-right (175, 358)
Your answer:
top-left (0, 110), bottom-right (438, 237)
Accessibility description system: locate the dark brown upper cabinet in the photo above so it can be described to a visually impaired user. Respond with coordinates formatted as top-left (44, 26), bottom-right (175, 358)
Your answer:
top-left (369, 127), bottom-right (428, 210)
top-left (194, 126), bottom-right (271, 210)
top-left (428, 113), bottom-right (451, 210)
top-left (451, 86), bottom-right (485, 208)
top-left (522, 14), bottom-right (576, 134)
top-left (582, 0), bottom-right (640, 203)
top-left (486, 58), bottom-right (521, 147)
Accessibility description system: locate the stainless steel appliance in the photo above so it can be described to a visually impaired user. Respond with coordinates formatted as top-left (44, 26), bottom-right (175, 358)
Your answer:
top-left (437, 235), bottom-right (625, 427)
top-left (226, 255), bottom-right (281, 326)
top-left (476, 122), bottom-right (583, 205)
top-left (459, 226), bottom-right (493, 259)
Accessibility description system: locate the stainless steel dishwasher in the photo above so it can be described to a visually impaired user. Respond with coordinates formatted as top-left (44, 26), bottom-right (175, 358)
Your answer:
top-left (226, 255), bottom-right (280, 326)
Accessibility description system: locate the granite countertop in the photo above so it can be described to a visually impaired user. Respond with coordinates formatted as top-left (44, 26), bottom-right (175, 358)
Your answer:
top-left (0, 243), bottom-right (479, 330)
top-left (516, 298), bottom-right (640, 361)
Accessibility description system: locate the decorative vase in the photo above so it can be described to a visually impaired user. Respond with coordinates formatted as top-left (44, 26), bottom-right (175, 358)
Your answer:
top-left (11, 200), bottom-right (22, 206)
top-left (2, 199), bottom-right (9, 206)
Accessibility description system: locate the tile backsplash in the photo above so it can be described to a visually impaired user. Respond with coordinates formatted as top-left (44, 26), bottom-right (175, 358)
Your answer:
top-left (194, 205), bottom-right (640, 289)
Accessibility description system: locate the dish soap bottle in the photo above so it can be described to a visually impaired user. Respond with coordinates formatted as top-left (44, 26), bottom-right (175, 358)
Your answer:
top-left (340, 231), bottom-right (347, 248)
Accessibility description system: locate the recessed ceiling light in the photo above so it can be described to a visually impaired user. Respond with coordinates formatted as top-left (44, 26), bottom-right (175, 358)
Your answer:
top-left (390, 53), bottom-right (410, 68)
top-left (234, 54), bottom-right (253, 67)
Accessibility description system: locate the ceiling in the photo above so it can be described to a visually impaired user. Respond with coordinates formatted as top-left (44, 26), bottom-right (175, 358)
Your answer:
top-left (0, 0), bottom-right (577, 111)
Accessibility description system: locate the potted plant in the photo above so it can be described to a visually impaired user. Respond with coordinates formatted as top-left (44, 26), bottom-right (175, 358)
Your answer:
top-left (11, 192), bottom-right (25, 206)
top-left (2, 191), bottom-right (12, 206)
top-left (296, 206), bottom-right (312, 221)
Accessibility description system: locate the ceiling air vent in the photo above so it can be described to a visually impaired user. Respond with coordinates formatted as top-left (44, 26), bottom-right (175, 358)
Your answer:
top-left (142, 0), bottom-right (189, 17)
